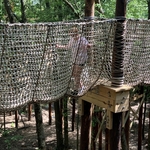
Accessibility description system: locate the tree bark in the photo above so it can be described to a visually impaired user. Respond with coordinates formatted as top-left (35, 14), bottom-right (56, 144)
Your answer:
top-left (80, 100), bottom-right (92, 150)
top-left (63, 97), bottom-right (68, 150)
top-left (148, 111), bottom-right (150, 149)
top-left (148, 0), bottom-right (150, 19)
top-left (138, 86), bottom-right (144, 150)
top-left (20, 0), bottom-right (27, 23)
top-left (3, 0), bottom-right (15, 23)
top-left (85, 0), bottom-right (95, 18)
top-left (34, 103), bottom-right (46, 150)
top-left (54, 100), bottom-right (64, 150)
top-left (111, 1), bottom-right (127, 150)
top-left (80, 1), bottom-right (95, 149)
top-left (72, 98), bottom-right (76, 131)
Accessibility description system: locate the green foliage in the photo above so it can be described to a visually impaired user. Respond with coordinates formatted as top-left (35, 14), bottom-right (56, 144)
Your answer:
top-left (126, 0), bottom-right (148, 19)
top-left (0, 129), bottom-right (23, 149)
top-left (0, 0), bottom-right (149, 22)
top-left (100, 0), bottom-right (148, 19)
top-left (100, 0), bottom-right (116, 18)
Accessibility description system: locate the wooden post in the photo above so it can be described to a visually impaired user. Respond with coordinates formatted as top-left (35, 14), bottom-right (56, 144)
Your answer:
top-left (15, 110), bottom-right (19, 128)
top-left (84, 0), bottom-right (95, 18)
top-left (3, 112), bottom-right (6, 131)
top-left (112, 113), bottom-right (122, 149)
top-left (28, 104), bottom-right (32, 121)
top-left (105, 129), bottom-right (111, 150)
top-left (49, 103), bottom-right (52, 125)
top-left (63, 97), bottom-right (68, 150)
top-left (54, 100), bottom-right (63, 149)
top-left (110, 0), bottom-right (127, 150)
top-left (124, 111), bottom-right (130, 149)
top-left (34, 103), bottom-right (46, 150)
top-left (80, 0), bottom-right (95, 149)
top-left (80, 100), bottom-right (92, 150)
top-left (148, 0), bottom-right (150, 19)
top-left (91, 107), bottom-right (99, 150)
top-left (72, 98), bottom-right (75, 131)
top-left (98, 110), bottom-right (103, 150)
top-left (138, 86), bottom-right (144, 150)
top-left (148, 111), bottom-right (150, 149)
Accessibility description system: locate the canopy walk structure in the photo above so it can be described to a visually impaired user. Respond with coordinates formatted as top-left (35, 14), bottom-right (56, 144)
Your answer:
top-left (0, 19), bottom-right (150, 111)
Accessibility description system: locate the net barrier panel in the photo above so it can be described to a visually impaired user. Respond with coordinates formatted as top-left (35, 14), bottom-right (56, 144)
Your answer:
top-left (0, 19), bottom-right (150, 111)
top-left (124, 19), bottom-right (150, 86)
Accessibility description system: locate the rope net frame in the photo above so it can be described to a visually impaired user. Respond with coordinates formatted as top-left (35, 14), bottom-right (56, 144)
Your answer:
top-left (0, 19), bottom-right (150, 111)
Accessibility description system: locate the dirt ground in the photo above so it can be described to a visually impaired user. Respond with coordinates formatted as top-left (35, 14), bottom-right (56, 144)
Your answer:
top-left (0, 102), bottom-right (79, 150)
top-left (0, 101), bottom-right (149, 150)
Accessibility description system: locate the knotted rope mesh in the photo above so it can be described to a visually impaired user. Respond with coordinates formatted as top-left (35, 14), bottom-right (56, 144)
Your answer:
top-left (0, 19), bottom-right (150, 111)
top-left (123, 19), bottom-right (150, 86)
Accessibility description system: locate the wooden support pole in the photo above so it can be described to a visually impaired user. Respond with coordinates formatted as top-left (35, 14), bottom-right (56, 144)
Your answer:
top-left (110, 0), bottom-right (127, 150)
top-left (80, 1), bottom-right (95, 149)
top-left (124, 111), bottom-right (130, 149)
top-left (28, 104), bottom-right (32, 121)
top-left (138, 103), bottom-right (143, 150)
top-left (72, 98), bottom-right (75, 131)
top-left (49, 103), bottom-right (52, 125)
top-left (3, 112), bottom-right (6, 131)
top-left (9, 111), bottom-right (12, 116)
top-left (91, 107), bottom-right (99, 150)
top-left (84, 0), bottom-right (95, 19)
top-left (138, 86), bottom-right (144, 150)
top-left (15, 110), bottom-right (18, 128)
top-left (112, 112), bottom-right (122, 149)
top-left (63, 97), bottom-right (68, 150)
top-left (80, 100), bottom-right (92, 150)
top-left (98, 110), bottom-right (103, 150)
top-left (148, 111), bottom-right (150, 149)
top-left (105, 128), bottom-right (111, 150)
top-left (34, 103), bottom-right (46, 150)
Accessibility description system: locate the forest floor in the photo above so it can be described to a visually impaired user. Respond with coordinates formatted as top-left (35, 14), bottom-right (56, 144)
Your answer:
top-left (0, 100), bottom-right (149, 150)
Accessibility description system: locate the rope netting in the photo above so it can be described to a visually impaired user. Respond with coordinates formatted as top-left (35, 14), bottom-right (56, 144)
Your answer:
top-left (0, 19), bottom-right (150, 111)
top-left (124, 19), bottom-right (150, 86)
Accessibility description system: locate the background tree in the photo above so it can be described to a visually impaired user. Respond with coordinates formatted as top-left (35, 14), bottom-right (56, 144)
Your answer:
top-left (3, 0), bottom-right (15, 23)
top-left (147, 0), bottom-right (150, 19)
top-left (1, 0), bottom-right (149, 23)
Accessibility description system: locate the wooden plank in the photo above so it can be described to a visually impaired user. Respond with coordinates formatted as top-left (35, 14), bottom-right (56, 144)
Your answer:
top-left (80, 95), bottom-right (114, 112)
top-left (100, 84), bottom-right (132, 93)
top-left (91, 85), bottom-right (130, 102)
top-left (113, 98), bottom-right (129, 113)
top-left (106, 110), bottom-right (113, 129)
top-left (78, 98), bottom-right (84, 116)
top-left (130, 94), bottom-right (143, 101)
top-left (115, 91), bottom-right (129, 102)
top-left (81, 90), bottom-right (129, 113)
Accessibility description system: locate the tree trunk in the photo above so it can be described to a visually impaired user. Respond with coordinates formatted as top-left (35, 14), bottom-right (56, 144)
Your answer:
top-left (148, 111), bottom-right (150, 149)
top-left (91, 107), bottom-right (99, 150)
top-left (3, 0), bottom-right (15, 23)
top-left (80, 100), bottom-right (92, 150)
top-left (20, 0), bottom-right (27, 23)
top-left (138, 86), bottom-right (144, 150)
top-left (34, 103), bottom-right (46, 150)
top-left (54, 100), bottom-right (64, 150)
top-left (63, 96), bottom-right (68, 150)
top-left (121, 127), bottom-right (128, 150)
top-left (148, 0), bottom-right (150, 19)
top-left (79, 1), bottom-right (95, 149)
top-left (72, 98), bottom-right (76, 131)
top-left (84, 0), bottom-right (95, 18)
top-left (111, 1), bottom-right (126, 149)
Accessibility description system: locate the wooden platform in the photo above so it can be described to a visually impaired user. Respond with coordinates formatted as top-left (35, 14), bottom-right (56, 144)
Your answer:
top-left (79, 84), bottom-right (132, 129)
top-left (79, 84), bottom-right (132, 113)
